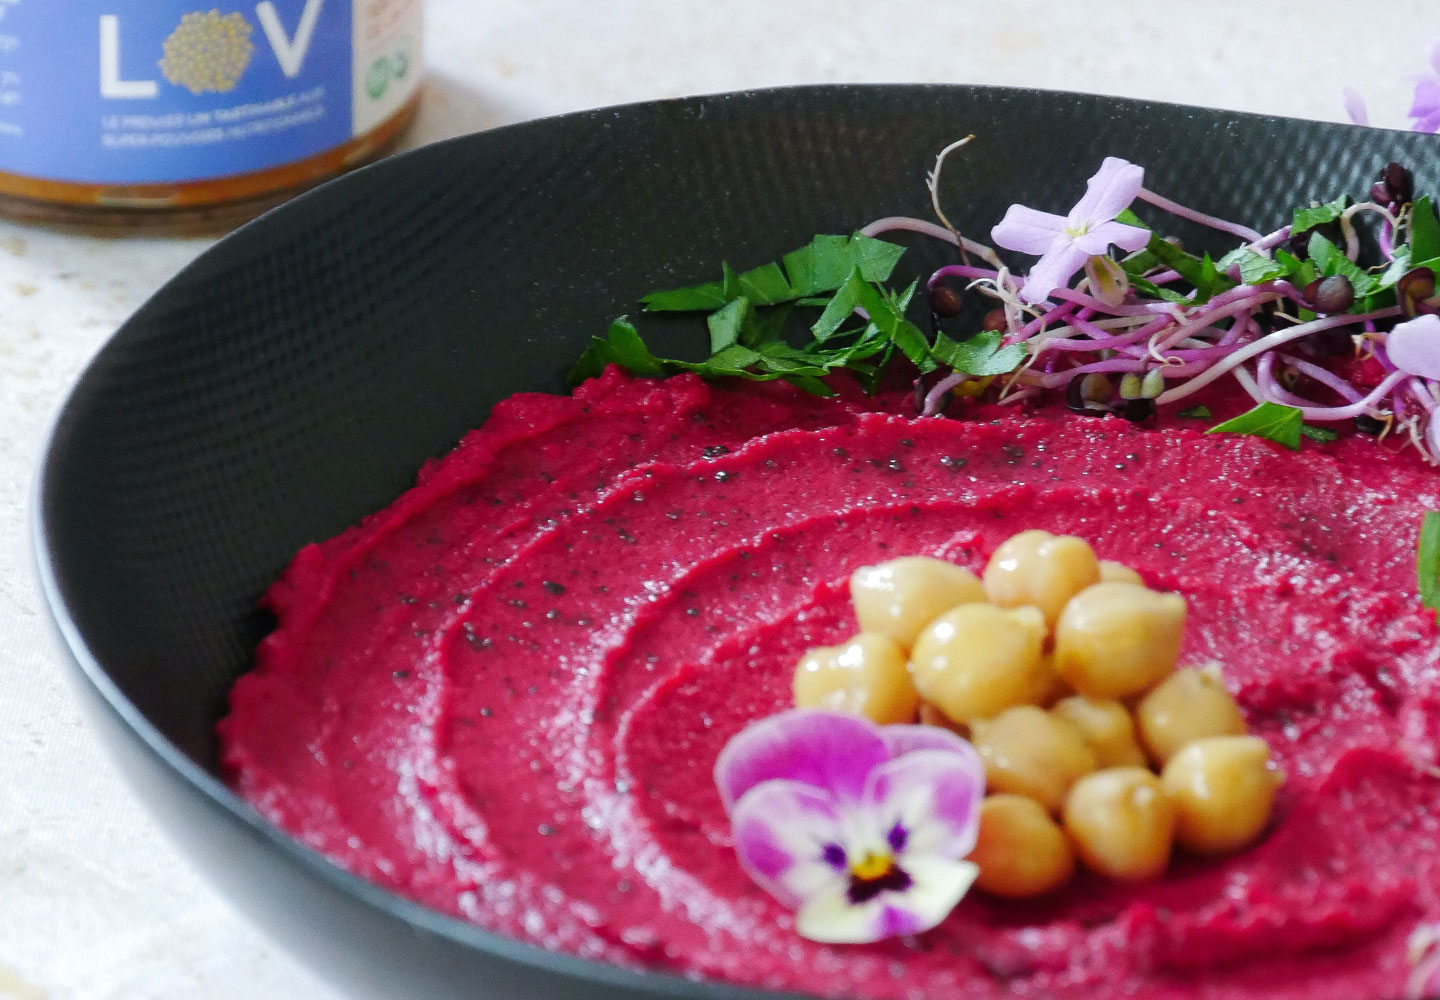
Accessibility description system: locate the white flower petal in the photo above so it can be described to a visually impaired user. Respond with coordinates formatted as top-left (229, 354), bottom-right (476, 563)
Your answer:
top-left (1073, 220), bottom-right (1151, 256)
top-left (1019, 242), bottom-right (1090, 304)
top-left (731, 779), bottom-right (849, 908)
top-left (795, 881), bottom-right (890, 943)
top-left (1387, 315), bottom-right (1440, 380)
top-left (1070, 156), bottom-right (1145, 227)
top-left (890, 856), bottom-right (980, 932)
top-left (794, 857), bottom-right (979, 943)
top-left (864, 749), bottom-right (983, 859)
top-left (991, 205), bottom-right (1069, 256)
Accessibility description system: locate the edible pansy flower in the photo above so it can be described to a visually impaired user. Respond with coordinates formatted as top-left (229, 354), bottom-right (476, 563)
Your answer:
top-left (991, 156), bottom-right (1151, 305)
top-left (1407, 921), bottom-right (1440, 1000)
top-left (714, 708), bottom-right (984, 944)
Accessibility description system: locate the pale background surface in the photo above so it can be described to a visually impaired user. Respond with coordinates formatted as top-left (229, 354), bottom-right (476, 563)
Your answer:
top-left (0, 2), bottom-right (1428, 997)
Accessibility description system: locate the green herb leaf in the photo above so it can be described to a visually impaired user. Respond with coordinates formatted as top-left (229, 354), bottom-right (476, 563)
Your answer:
top-left (930, 330), bottom-right (1027, 376)
top-left (1119, 248), bottom-right (1160, 277)
top-left (1115, 208), bottom-right (1149, 229)
top-left (1224, 248), bottom-right (1289, 285)
top-left (1376, 244), bottom-right (1414, 292)
top-left (641, 234), bottom-right (907, 313)
top-left (1127, 273), bottom-right (1193, 303)
top-left (639, 282), bottom-right (728, 312)
top-left (569, 317), bottom-right (667, 383)
top-left (736, 262), bottom-right (792, 305)
top-left (1300, 424), bottom-right (1340, 443)
top-left (810, 269), bottom-right (869, 342)
top-left (782, 234), bottom-right (907, 298)
top-left (1419, 511), bottom-right (1440, 618)
top-left (707, 296), bottom-right (750, 353)
top-left (1205, 402), bottom-right (1303, 450)
top-left (1413, 196), bottom-right (1440, 263)
top-left (1291, 196), bottom-right (1349, 238)
top-left (1144, 233), bottom-right (1237, 303)
top-left (1307, 232), bottom-right (1378, 296)
top-left (1178, 405), bottom-right (1212, 419)
top-left (810, 269), bottom-right (936, 372)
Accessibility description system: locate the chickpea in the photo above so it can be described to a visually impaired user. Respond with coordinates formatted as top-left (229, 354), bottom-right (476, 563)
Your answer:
top-left (793, 634), bottom-right (919, 724)
top-left (1053, 582), bottom-right (1186, 699)
top-left (909, 604), bottom-right (1049, 722)
top-left (970, 706), bottom-right (1096, 814)
top-left (970, 795), bottom-right (1076, 897)
top-left (983, 530), bottom-right (1101, 628)
top-left (1162, 736), bottom-right (1282, 855)
top-left (1063, 768), bottom-right (1176, 881)
top-left (1035, 655), bottom-right (1073, 707)
top-left (850, 557), bottom-right (987, 649)
top-left (1135, 666), bottom-right (1246, 765)
top-left (918, 701), bottom-right (968, 737)
top-left (1098, 560), bottom-right (1143, 586)
top-left (1051, 695), bottom-right (1148, 769)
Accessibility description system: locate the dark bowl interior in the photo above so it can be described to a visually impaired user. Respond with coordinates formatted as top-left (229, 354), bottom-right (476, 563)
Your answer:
top-left (35, 84), bottom-right (1440, 1000)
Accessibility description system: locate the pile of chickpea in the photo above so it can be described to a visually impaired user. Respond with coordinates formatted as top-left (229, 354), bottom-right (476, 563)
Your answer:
top-left (792, 530), bottom-right (1284, 898)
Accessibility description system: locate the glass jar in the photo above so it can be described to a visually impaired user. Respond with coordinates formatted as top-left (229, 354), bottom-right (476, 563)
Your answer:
top-left (0, 1), bottom-right (424, 229)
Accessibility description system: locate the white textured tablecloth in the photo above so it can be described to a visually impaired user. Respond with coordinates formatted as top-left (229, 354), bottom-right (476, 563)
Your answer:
top-left (0, 2), bottom-right (1428, 997)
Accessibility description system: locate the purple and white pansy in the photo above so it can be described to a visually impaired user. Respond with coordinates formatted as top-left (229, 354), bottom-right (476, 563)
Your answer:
top-left (714, 708), bottom-right (985, 944)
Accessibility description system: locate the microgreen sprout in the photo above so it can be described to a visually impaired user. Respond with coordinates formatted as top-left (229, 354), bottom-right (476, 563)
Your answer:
top-left (572, 144), bottom-right (1440, 461)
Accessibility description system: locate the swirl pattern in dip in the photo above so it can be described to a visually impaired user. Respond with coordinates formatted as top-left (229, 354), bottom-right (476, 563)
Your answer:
top-left (222, 369), bottom-right (1440, 999)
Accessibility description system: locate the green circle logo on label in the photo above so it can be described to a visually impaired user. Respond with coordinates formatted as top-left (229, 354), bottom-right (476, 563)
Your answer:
top-left (366, 56), bottom-right (391, 100)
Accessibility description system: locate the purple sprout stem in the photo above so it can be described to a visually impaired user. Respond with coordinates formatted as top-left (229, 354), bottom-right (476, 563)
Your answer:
top-left (1256, 353), bottom-right (1313, 408)
top-left (926, 263), bottom-right (1003, 287)
top-left (1035, 315), bottom-right (1173, 354)
top-left (1261, 369), bottom-right (1410, 421)
top-left (860, 217), bottom-right (1004, 269)
top-left (1048, 288), bottom-right (1163, 316)
top-left (1155, 308), bottom-right (1403, 405)
top-left (922, 372), bottom-right (968, 416)
top-left (1014, 301), bottom-right (1079, 342)
top-left (1277, 353), bottom-right (1365, 403)
top-left (1229, 364), bottom-right (1268, 405)
top-left (1412, 379), bottom-right (1437, 414)
top-left (997, 387), bottom-right (1040, 406)
top-left (1160, 344), bottom-right (1242, 362)
top-left (1341, 215), bottom-right (1361, 261)
top-left (1135, 187), bottom-right (1264, 243)
top-left (1033, 356), bottom-right (1147, 387)
top-left (1381, 220), bottom-right (1396, 259)
top-left (1149, 291), bottom-right (1283, 357)
top-left (1250, 226), bottom-right (1292, 252)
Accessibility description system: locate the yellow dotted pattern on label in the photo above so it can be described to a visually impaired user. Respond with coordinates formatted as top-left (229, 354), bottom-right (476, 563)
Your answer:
top-left (159, 10), bottom-right (256, 95)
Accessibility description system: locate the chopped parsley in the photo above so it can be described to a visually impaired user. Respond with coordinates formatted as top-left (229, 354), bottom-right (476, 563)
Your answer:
top-left (570, 233), bottom-right (1025, 394)
top-left (1418, 511), bottom-right (1440, 622)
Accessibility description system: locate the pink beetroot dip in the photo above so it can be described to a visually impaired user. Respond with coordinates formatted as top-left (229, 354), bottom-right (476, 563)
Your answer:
top-left (221, 367), bottom-right (1440, 999)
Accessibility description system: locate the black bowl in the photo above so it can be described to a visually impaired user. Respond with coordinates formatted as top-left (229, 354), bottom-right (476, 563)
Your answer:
top-left (34, 84), bottom-right (1440, 1000)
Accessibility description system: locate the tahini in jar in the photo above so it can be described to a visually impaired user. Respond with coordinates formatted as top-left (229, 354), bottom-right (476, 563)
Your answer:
top-left (0, 1), bottom-right (423, 228)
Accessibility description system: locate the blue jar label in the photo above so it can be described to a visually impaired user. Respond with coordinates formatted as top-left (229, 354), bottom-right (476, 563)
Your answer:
top-left (0, 0), bottom-right (423, 185)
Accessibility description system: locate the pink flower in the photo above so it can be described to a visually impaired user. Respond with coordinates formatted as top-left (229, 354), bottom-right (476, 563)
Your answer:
top-left (1411, 43), bottom-right (1440, 133)
top-left (1344, 87), bottom-right (1371, 127)
top-left (1386, 314), bottom-right (1440, 380)
top-left (714, 709), bottom-right (984, 944)
top-left (991, 156), bottom-right (1151, 304)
